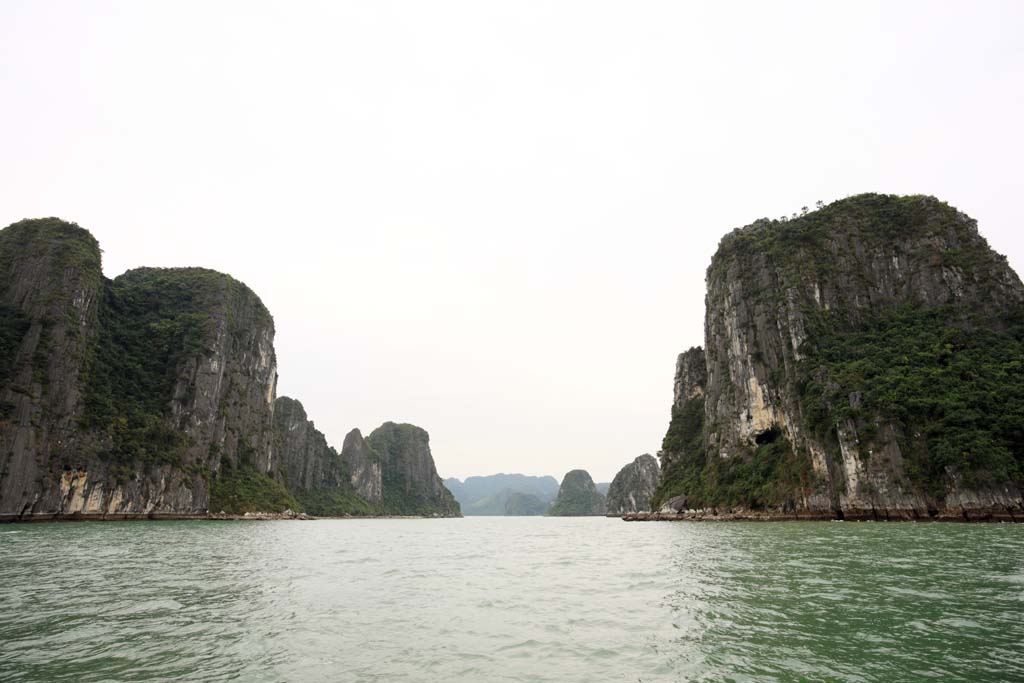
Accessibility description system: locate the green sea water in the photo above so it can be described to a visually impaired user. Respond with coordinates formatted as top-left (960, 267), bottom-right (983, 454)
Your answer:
top-left (1, 518), bottom-right (1021, 682)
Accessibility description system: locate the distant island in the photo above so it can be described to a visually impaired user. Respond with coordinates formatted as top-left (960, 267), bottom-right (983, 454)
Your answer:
top-left (0, 219), bottom-right (459, 520)
top-left (548, 470), bottom-right (606, 516)
top-left (444, 474), bottom-right (559, 515)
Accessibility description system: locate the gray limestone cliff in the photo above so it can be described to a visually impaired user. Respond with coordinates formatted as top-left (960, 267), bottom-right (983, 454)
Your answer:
top-left (547, 469), bottom-right (606, 516)
top-left (341, 428), bottom-right (383, 505)
top-left (605, 454), bottom-right (660, 514)
top-left (653, 194), bottom-right (1024, 521)
top-left (366, 422), bottom-right (461, 517)
top-left (0, 218), bottom-right (458, 520)
top-left (275, 396), bottom-right (342, 492)
top-left (0, 219), bottom-right (282, 518)
top-left (273, 398), bottom-right (455, 515)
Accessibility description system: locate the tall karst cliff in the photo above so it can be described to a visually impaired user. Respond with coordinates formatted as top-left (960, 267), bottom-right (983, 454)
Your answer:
top-left (0, 218), bottom-right (284, 518)
top-left (273, 397), bottom-right (376, 516)
top-left (366, 422), bottom-right (461, 516)
top-left (653, 194), bottom-right (1024, 521)
top-left (272, 399), bottom-right (459, 517)
top-left (0, 218), bottom-right (459, 519)
top-left (340, 428), bottom-right (383, 505)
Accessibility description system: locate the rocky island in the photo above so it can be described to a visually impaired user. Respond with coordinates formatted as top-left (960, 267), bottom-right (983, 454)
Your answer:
top-left (637, 194), bottom-right (1024, 522)
top-left (547, 469), bottom-right (606, 516)
top-left (605, 454), bottom-right (659, 515)
top-left (0, 218), bottom-right (460, 521)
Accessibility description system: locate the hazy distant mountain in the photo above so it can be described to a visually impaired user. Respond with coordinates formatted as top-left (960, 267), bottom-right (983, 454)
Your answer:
top-left (596, 482), bottom-right (611, 495)
top-left (444, 474), bottom-right (559, 515)
top-left (503, 492), bottom-right (549, 516)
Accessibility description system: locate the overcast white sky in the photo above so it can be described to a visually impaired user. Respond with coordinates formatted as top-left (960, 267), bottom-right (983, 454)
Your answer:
top-left (2, 1), bottom-right (1023, 482)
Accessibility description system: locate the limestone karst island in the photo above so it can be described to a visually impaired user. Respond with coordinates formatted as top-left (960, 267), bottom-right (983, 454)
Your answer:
top-left (2, 195), bottom-right (1020, 523)
top-left (0, 219), bottom-right (459, 520)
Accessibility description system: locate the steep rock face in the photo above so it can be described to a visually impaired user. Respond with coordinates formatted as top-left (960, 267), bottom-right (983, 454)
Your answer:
top-left (673, 348), bottom-right (707, 413)
top-left (652, 347), bottom-right (707, 510)
top-left (0, 219), bottom-right (282, 518)
top-left (548, 469), bottom-right (606, 516)
top-left (658, 347), bottom-right (706, 478)
top-left (0, 219), bottom-right (103, 518)
top-left (274, 396), bottom-right (344, 491)
top-left (341, 428), bottom-right (383, 505)
top-left (658, 194), bottom-right (1024, 520)
top-left (86, 266), bottom-right (280, 515)
top-left (606, 454), bottom-right (660, 514)
top-left (366, 422), bottom-right (461, 516)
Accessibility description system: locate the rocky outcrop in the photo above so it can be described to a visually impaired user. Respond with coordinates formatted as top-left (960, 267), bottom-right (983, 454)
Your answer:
top-left (0, 219), bottom-right (283, 519)
top-left (654, 194), bottom-right (1024, 521)
top-left (366, 422), bottom-right (461, 517)
top-left (273, 399), bottom-right (461, 516)
top-left (0, 218), bottom-right (459, 520)
top-left (274, 396), bottom-right (343, 492)
top-left (605, 454), bottom-right (660, 514)
top-left (340, 428), bottom-right (383, 505)
top-left (547, 469), bottom-right (606, 516)
top-left (0, 219), bottom-right (104, 518)
top-left (652, 347), bottom-right (707, 510)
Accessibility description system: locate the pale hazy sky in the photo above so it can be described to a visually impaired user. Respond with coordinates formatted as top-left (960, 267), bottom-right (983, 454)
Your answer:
top-left (2, 1), bottom-right (1023, 482)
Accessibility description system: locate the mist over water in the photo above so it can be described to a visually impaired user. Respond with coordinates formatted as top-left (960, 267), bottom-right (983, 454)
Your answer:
top-left (1, 519), bottom-right (1022, 682)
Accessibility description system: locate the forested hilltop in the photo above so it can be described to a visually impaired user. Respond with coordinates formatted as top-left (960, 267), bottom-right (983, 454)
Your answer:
top-left (648, 194), bottom-right (1024, 521)
top-left (0, 218), bottom-right (460, 520)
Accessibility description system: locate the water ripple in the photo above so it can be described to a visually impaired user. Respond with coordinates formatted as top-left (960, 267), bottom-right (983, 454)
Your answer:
top-left (0, 519), bottom-right (1022, 682)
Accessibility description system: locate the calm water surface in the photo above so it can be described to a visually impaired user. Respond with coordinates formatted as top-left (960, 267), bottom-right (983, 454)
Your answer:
top-left (1, 518), bottom-right (1022, 682)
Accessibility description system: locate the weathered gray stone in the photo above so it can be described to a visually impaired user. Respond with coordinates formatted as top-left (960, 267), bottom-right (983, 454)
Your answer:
top-left (657, 194), bottom-right (1024, 521)
top-left (606, 454), bottom-right (660, 514)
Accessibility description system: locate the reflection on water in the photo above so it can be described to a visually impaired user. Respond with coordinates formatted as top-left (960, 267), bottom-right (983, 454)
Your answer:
top-left (0, 519), bottom-right (1021, 682)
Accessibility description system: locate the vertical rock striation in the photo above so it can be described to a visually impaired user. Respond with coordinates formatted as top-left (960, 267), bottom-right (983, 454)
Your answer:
top-left (605, 454), bottom-right (660, 514)
top-left (0, 218), bottom-right (461, 519)
top-left (0, 219), bottom-right (283, 518)
top-left (341, 428), bottom-right (383, 505)
top-left (0, 219), bottom-right (103, 518)
top-left (653, 194), bottom-right (1024, 521)
top-left (366, 422), bottom-right (461, 516)
top-left (274, 396), bottom-right (345, 491)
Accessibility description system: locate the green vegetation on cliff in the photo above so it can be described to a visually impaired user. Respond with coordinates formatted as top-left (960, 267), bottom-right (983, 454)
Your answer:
top-left (800, 305), bottom-right (1024, 496)
top-left (0, 218), bottom-right (102, 290)
top-left (711, 194), bottom-right (993, 291)
top-left (547, 470), bottom-right (605, 516)
top-left (208, 461), bottom-right (301, 514)
top-left (367, 423), bottom-right (461, 516)
top-left (81, 270), bottom-right (222, 473)
top-left (0, 219), bottom-right (101, 389)
top-left (295, 487), bottom-right (377, 516)
top-left (0, 306), bottom-right (30, 382)
top-left (658, 194), bottom-right (1024, 514)
top-left (654, 397), bottom-right (813, 510)
top-left (80, 268), bottom-right (274, 477)
top-left (653, 397), bottom-right (705, 509)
